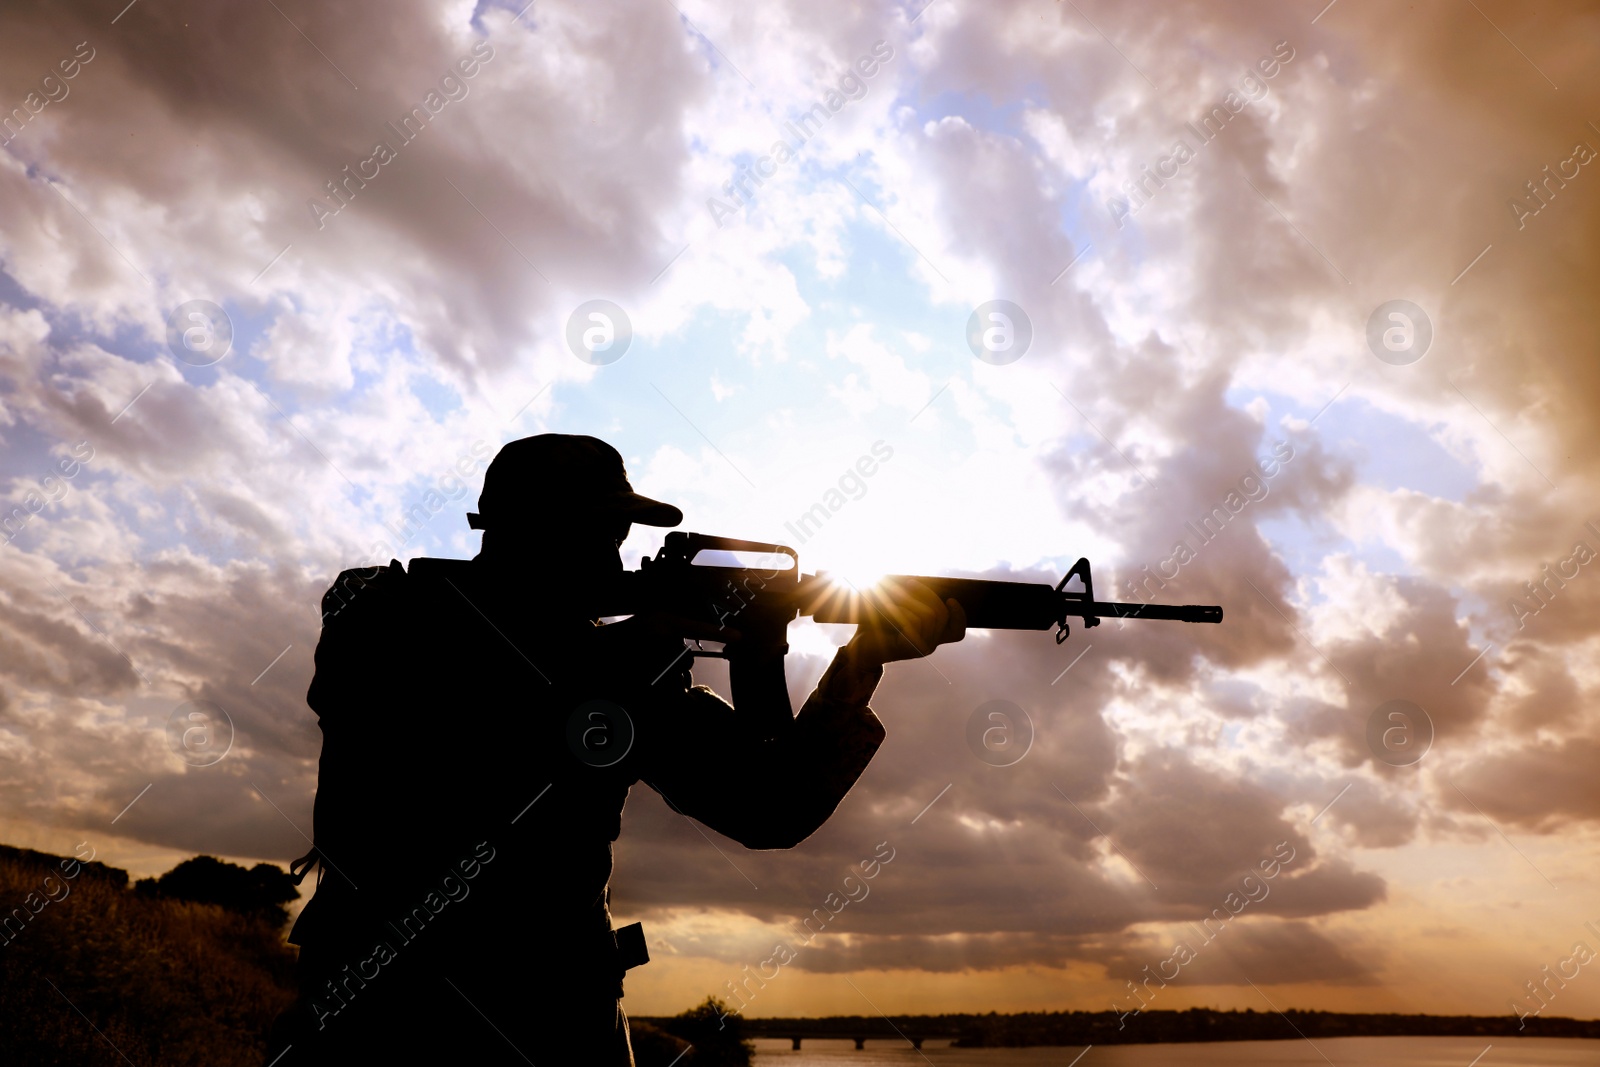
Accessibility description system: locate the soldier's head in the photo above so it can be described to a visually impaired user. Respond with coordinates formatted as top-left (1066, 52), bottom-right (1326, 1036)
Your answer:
top-left (469, 434), bottom-right (681, 574)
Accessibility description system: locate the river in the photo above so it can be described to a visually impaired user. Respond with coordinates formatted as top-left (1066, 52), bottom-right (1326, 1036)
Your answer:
top-left (751, 1035), bottom-right (1600, 1065)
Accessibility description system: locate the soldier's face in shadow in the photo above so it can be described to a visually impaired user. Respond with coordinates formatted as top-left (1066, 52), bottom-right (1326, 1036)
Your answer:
top-left (481, 514), bottom-right (632, 584)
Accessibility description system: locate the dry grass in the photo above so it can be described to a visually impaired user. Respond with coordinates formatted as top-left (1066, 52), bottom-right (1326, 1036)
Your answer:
top-left (0, 851), bottom-right (297, 1066)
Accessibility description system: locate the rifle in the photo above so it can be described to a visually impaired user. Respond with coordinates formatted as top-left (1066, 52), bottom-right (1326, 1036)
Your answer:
top-left (600, 533), bottom-right (1223, 733)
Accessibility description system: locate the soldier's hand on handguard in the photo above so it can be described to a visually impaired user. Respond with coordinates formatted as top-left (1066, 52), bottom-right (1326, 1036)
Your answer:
top-left (845, 578), bottom-right (967, 668)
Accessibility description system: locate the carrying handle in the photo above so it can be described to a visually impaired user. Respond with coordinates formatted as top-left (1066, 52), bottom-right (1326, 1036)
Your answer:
top-left (660, 531), bottom-right (799, 569)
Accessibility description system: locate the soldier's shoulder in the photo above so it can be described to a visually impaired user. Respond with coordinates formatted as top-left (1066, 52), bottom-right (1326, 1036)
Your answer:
top-left (403, 556), bottom-right (475, 584)
top-left (327, 556), bottom-right (484, 623)
top-left (319, 557), bottom-right (484, 625)
top-left (318, 558), bottom-right (409, 625)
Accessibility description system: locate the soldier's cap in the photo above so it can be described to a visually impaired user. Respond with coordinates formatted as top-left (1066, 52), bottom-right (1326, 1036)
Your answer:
top-left (467, 434), bottom-right (683, 530)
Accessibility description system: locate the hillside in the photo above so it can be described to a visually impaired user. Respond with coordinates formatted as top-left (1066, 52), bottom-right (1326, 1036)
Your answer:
top-left (0, 843), bottom-right (298, 1066)
top-left (0, 843), bottom-right (754, 1066)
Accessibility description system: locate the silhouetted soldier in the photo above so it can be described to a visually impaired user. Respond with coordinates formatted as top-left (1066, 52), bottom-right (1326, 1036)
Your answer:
top-left (267, 434), bottom-right (965, 1064)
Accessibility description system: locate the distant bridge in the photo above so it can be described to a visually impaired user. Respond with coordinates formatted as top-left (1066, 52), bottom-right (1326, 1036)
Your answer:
top-left (739, 1017), bottom-right (966, 1050)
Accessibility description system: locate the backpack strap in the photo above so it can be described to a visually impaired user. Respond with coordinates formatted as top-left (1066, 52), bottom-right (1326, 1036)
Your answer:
top-left (288, 847), bottom-right (320, 886)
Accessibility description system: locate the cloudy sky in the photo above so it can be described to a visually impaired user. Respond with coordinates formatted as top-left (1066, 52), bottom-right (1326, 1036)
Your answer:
top-left (2, 0), bottom-right (1599, 1023)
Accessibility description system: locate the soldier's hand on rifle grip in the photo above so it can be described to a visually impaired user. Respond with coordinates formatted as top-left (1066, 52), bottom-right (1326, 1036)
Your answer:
top-left (602, 612), bottom-right (743, 648)
top-left (845, 578), bottom-right (967, 668)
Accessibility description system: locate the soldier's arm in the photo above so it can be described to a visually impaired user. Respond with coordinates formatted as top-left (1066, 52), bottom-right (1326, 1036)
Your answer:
top-left (641, 665), bottom-right (885, 850)
top-left (643, 582), bottom-right (963, 849)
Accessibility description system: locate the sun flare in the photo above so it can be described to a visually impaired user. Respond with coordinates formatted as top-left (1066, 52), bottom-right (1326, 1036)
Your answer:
top-left (822, 563), bottom-right (891, 592)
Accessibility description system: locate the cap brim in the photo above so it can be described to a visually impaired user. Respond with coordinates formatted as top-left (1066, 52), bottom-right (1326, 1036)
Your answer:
top-left (467, 492), bottom-right (683, 530)
top-left (612, 492), bottom-right (683, 527)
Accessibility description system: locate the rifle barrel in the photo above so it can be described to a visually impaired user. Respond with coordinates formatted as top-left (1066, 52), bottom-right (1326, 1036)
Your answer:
top-left (797, 574), bottom-right (1222, 629)
top-left (1073, 601), bottom-right (1223, 624)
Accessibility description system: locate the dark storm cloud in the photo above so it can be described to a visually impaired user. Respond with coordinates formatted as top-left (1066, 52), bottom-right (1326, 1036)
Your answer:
top-left (1097, 918), bottom-right (1379, 987)
top-left (1450, 737), bottom-right (1600, 832)
top-left (0, 0), bottom-right (705, 385)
